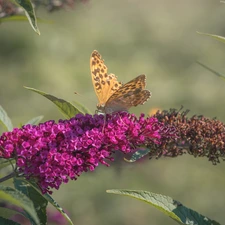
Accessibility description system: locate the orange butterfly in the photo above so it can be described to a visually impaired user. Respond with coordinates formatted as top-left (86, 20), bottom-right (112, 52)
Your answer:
top-left (90, 50), bottom-right (151, 114)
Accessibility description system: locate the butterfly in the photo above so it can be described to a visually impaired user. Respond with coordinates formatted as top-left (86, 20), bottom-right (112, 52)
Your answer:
top-left (90, 50), bottom-right (151, 114)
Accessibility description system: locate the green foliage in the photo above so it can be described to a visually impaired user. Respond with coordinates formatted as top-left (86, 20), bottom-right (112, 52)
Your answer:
top-left (14, 178), bottom-right (48, 225)
top-left (21, 179), bottom-right (74, 225)
top-left (0, 216), bottom-right (21, 225)
top-left (0, 105), bottom-right (13, 131)
top-left (197, 31), bottom-right (225, 44)
top-left (124, 148), bottom-right (150, 162)
top-left (25, 115), bottom-right (44, 125)
top-left (24, 86), bottom-right (84, 119)
top-left (0, 15), bottom-right (30, 22)
top-left (0, 207), bottom-right (21, 221)
top-left (107, 189), bottom-right (220, 225)
top-left (197, 62), bottom-right (225, 81)
top-left (72, 101), bottom-right (92, 115)
top-left (196, 32), bottom-right (225, 82)
top-left (11, 0), bottom-right (40, 35)
top-left (0, 185), bottom-right (39, 224)
top-left (0, 159), bottom-right (15, 170)
top-left (42, 190), bottom-right (73, 225)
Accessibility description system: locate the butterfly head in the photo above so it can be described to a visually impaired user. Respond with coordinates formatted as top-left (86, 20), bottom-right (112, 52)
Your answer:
top-left (96, 104), bottom-right (105, 112)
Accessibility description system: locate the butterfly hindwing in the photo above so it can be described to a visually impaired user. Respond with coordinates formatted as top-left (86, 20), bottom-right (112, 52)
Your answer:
top-left (105, 75), bottom-right (151, 113)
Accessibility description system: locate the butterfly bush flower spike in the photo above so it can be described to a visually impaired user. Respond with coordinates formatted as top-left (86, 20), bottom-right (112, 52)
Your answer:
top-left (0, 112), bottom-right (173, 194)
top-left (151, 108), bottom-right (225, 164)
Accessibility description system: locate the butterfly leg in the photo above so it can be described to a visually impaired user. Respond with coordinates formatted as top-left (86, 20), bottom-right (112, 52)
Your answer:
top-left (102, 114), bottom-right (107, 133)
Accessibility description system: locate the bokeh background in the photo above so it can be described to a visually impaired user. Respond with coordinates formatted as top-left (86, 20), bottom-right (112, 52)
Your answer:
top-left (1, 0), bottom-right (225, 224)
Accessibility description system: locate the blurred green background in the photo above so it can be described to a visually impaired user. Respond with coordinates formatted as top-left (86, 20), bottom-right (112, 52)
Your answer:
top-left (1, 0), bottom-right (225, 224)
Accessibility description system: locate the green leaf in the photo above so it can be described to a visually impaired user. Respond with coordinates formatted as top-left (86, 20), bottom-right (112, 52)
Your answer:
top-left (107, 189), bottom-right (220, 225)
top-left (14, 178), bottom-right (47, 225)
top-left (43, 192), bottom-right (74, 225)
top-left (25, 115), bottom-right (44, 125)
top-left (0, 216), bottom-right (21, 225)
top-left (72, 101), bottom-right (92, 114)
top-left (0, 15), bottom-right (53, 24)
top-left (21, 179), bottom-right (74, 225)
top-left (196, 62), bottom-right (225, 80)
top-left (0, 159), bottom-right (15, 170)
top-left (11, 0), bottom-right (40, 35)
top-left (24, 86), bottom-right (83, 119)
top-left (0, 207), bottom-right (21, 221)
top-left (124, 148), bottom-right (150, 162)
top-left (197, 31), bottom-right (225, 44)
top-left (0, 15), bottom-right (29, 22)
top-left (0, 105), bottom-right (13, 131)
top-left (0, 185), bottom-right (39, 225)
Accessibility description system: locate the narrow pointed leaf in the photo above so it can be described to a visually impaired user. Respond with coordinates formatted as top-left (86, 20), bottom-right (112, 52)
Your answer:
top-left (0, 207), bottom-right (22, 220)
top-left (197, 31), bottom-right (225, 44)
top-left (72, 101), bottom-right (92, 114)
top-left (0, 15), bottom-right (29, 22)
top-left (197, 62), bottom-right (225, 80)
top-left (14, 178), bottom-right (47, 225)
top-left (25, 115), bottom-right (44, 125)
top-left (124, 148), bottom-right (150, 162)
top-left (0, 185), bottom-right (39, 225)
top-left (107, 189), bottom-right (220, 225)
top-left (11, 0), bottom-right (40, 35)
top-left (0, 216), bottom-right (21, 225)
top-left (22, 179), bottom-right (74, 225)
top-left (43, 192), bottom-right (74, 225)
top-left (24, 86), bottom-right (83, 119)
top-left (0, 15), bottom-right (53, 24)
top-left (0, 105), bottom-right (13, 131)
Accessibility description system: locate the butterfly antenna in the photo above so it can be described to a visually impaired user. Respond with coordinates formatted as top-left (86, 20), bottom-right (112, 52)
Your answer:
top-left (74, 91), bottom-right (95, 102)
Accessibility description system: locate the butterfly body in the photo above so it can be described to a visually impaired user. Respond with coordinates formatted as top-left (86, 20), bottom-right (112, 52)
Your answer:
top-left (90, 50), bottom-right (151, 114)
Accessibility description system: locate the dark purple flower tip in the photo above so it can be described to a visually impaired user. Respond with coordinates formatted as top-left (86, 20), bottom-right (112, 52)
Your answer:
top-left (151, 108), bottom-right (225, 164)
top-left (0, 112), bottom-right (169, 194)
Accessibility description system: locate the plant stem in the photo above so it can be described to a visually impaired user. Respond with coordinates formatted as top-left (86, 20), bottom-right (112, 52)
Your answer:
top-left (0, 172), bottom-right (16, 183)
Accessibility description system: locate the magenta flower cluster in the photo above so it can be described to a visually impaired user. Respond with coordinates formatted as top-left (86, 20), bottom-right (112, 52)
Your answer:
top-left (0, 113), bottom-right (168, 194)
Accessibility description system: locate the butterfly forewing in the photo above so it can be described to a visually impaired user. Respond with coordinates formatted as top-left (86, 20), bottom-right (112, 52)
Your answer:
top-left (90, 50), bottom-right (122, 106)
